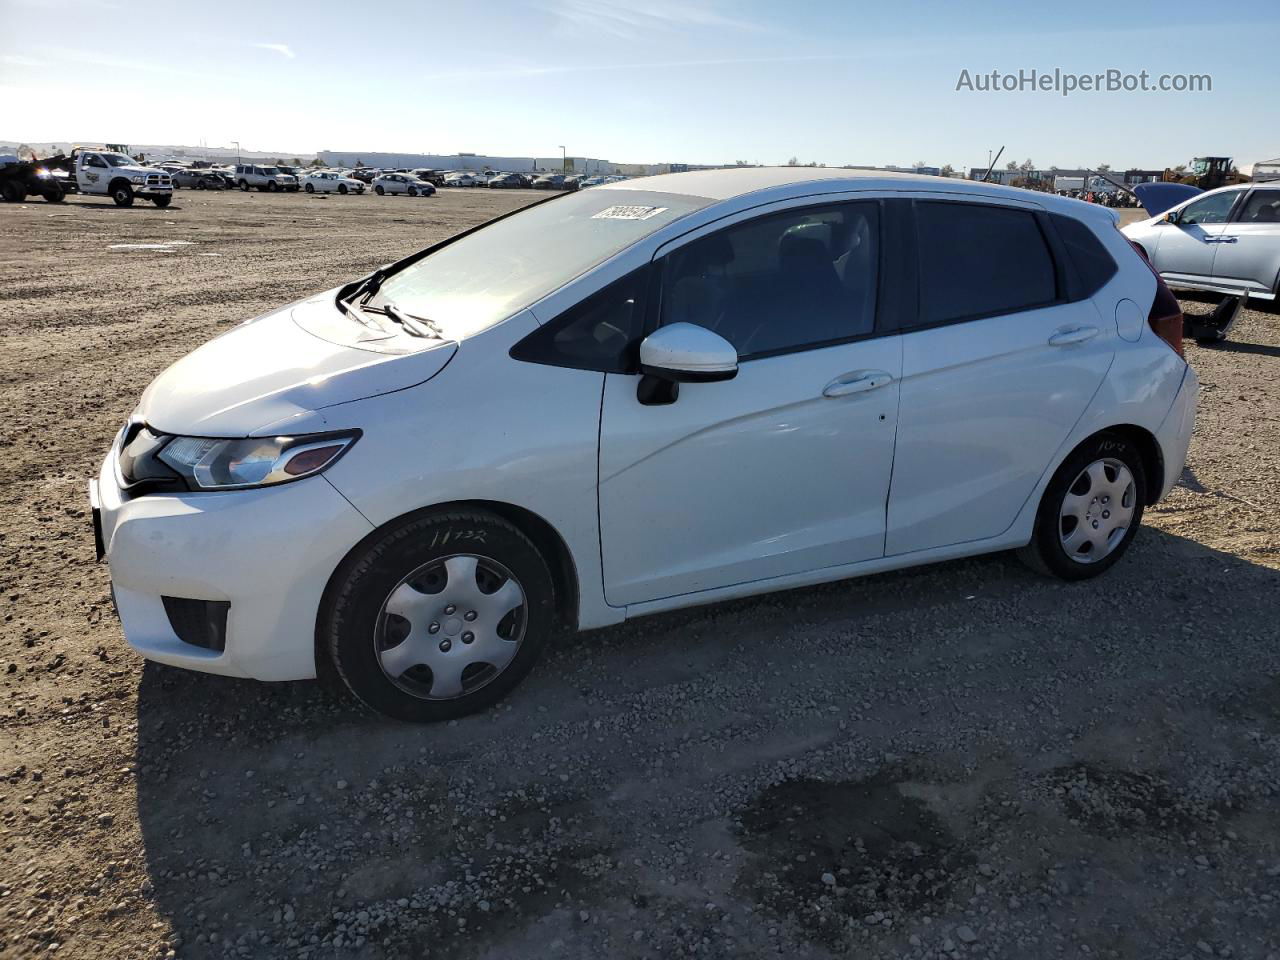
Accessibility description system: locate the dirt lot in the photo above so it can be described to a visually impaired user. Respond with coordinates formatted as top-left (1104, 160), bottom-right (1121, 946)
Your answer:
top-left (1, 190), bottom-right (1278, 960)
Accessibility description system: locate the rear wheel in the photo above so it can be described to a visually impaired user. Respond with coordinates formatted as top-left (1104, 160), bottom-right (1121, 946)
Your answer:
top-left (374, 185), bottom-right (384, 195)
top-left (305, 182), bottom-right (314, 193)
top-left (43, 183), bottom-right (64, 203)
top-left (323, 511), bottom-right (556, 722)
top-left (1, 180), bottom-right (26, 203)
top-left (111, 182), bottom-right (134, 207)
top-left (1018, 433), bottom-right (1146, 580)
top-left (239, 179), bottom-right (250, 191)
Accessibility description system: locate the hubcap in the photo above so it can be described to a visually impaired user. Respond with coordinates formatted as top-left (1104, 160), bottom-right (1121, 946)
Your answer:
top-left (374, 554), bottom-right (526, 700)
top-left (1059, 458), bottom-right (1136, 564)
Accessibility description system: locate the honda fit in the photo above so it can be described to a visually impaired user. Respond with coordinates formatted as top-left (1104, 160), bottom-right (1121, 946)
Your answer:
top-left (90, 168), bottom-right (1198, 721)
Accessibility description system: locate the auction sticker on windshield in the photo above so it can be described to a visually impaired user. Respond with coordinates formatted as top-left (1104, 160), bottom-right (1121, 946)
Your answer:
top-left (592, 205), bottom-right (669, 221)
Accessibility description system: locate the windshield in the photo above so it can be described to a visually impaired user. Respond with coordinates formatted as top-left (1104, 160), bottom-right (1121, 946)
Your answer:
top-left (371, 189), bottom-right (709, 339)
top-left (260, 166), bottom-right (279, 174)
top-left (102, 153), bottom-right (133, 166)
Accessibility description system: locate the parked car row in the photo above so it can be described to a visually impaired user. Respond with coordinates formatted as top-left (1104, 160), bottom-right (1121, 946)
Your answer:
top-left (147, 159), bottom-right (632, 199)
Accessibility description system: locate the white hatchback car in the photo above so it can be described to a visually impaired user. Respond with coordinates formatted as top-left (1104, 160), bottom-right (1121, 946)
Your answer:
top-left (91, 168), bottom-right (1198, 722)
top-left (301, 171), bottom-right (365, 194)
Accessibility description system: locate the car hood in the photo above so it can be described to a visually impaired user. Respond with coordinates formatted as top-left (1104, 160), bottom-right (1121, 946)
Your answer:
top-left (1133, 182), bottom-right (1202, 217)
top-left (137, 292), bottom-right (457, 437)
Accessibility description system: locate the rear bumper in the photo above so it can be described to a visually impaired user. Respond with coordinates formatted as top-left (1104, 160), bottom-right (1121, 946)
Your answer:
top-left (1153, 364), bottom-right (1199, 501)
top-left (91, 452), bottom-right (372, 680)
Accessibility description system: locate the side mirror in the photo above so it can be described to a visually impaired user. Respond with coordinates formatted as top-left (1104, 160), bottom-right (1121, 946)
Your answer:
top-left (639, 323), bottom-right (738, 383)
top-left (1164, 209), bottom-right (1180, 224)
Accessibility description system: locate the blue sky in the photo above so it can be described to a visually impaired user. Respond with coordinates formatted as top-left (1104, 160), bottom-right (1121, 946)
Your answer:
top-left (2, 0), bottom-right (1277, 170)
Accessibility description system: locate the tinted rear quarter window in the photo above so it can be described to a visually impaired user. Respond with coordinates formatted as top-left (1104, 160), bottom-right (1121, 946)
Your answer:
top-left (1049, 212), bottom-right (1118, 297)
top-left (914, 201), bottom-right (1058, 326)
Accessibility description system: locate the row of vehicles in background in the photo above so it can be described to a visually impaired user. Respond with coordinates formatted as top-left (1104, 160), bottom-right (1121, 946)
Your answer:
top-left (146, 160), bottom-right (626, 196)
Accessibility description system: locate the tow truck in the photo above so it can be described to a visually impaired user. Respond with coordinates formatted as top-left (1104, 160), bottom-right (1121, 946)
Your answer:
top-left (41, 145), bottom-right (174, 207)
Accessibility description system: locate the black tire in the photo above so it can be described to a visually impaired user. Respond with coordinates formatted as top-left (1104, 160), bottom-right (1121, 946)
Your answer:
top-left (1, 179), bottom-right (24, 203)
top-left (43, 184), bottom-right (65, 203)
top-left (408, 186), bottom-right (418, 196)
top-left (151, 195), bottom-right (172, 208)
top-left (196, 180), bottom-right (206, 190)
top-left (1018, 432), bottom-right (1147, 580)
top-left (266, 180), bottom-right (277, 192)
top-left (111, 182), bottom-right (134, 207)
top-left (374, 185), bottom-right (384, 195)
top-left (322, 510), bottom-right (556, 722)
top-left (305, 182), bottom-right (314, 193)
top-left (338, 184), bottom-right (348, 195)
top-left (239, 180), bottom-right (250, 192)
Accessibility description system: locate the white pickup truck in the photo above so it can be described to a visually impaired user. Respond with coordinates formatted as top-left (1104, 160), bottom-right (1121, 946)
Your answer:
top-left (69, 149), bottom-right (174, 207)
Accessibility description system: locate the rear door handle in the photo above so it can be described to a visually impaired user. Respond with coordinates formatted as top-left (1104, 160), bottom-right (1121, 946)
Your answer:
top-left (823, 370), bottom-right (893, 397)
top-left (1048, 325), bottom-right (1099, 346)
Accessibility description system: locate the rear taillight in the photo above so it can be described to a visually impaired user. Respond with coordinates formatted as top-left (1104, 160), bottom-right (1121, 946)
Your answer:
top-left (1126, 238), bottom-right (1185, 359)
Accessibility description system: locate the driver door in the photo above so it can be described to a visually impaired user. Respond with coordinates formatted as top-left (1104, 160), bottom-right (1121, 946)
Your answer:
top-left (1154, 190), bottom-right (1242, 284)
top-left (77, 153), bottom-right (106, 192)
top-left (598, 198), bottom-right (903, 607)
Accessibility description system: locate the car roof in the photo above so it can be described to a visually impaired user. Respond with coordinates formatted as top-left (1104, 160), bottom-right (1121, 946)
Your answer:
top-left (598, 166), bottom-right (1122, 223)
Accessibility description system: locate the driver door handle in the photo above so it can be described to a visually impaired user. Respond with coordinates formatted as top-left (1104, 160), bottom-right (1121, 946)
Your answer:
top-left (823, 370), bottom-right (894, 398)
top-left (1048, 325), bottom-right (1099, 346)
top-left (1206, 235), bottom-right (1238, 243)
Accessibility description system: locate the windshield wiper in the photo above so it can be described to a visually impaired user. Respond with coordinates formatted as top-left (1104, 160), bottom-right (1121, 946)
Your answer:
top-left (367, 301), bottom-right (443, 339)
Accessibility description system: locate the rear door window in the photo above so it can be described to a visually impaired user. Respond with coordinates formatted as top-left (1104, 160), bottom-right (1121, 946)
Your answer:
top-left (1236, 190), bottom-right (1280, 224)
top-left (914, 201), bottom-right (1058, 326)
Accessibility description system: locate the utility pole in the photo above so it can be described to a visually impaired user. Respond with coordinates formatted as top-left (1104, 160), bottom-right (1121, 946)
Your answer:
top-left (559, 145), bottom-right (566, 174)
top-left (233, 141), bottom-right (241, 164)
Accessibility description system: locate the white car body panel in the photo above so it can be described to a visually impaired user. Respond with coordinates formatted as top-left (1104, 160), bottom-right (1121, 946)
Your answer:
top-left (600, 335), bottom-right (901, 606)
top-left (136, 294), bottom-right (457, 436)
top-left (92, 169), bottom-right (1198, 682)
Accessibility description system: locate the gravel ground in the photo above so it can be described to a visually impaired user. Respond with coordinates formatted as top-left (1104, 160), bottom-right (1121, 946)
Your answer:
top-left (1, 192), bottom-right (1278, 960)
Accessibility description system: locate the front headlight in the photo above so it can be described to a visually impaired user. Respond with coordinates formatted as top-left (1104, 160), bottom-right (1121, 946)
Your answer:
top-left (131, 175), bottom-right (145, 184)
top-left (156, 431), bottom-right (359, 491)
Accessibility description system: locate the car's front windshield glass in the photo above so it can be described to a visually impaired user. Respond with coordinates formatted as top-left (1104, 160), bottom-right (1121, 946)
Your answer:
top-left (260, 167), bottom-right (279, 174)
top-left (101, 153), bottom-right (133, 166)
top-left (371, 189), bottom-right (709, 339)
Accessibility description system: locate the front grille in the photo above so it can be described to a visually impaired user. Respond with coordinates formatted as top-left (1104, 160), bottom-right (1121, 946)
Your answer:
top-left (162, 597), bottom-right (230, 652)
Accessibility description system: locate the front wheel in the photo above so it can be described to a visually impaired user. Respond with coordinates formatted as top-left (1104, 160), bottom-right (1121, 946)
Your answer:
top-left (1018, 433), bottom-right (1146, 580)
top-left (338, 184), bottom-right (348, 195)
top-left (43, 184), bottom-right (65, 203)
top-left (151, 195), bottom-right (172, 208)
top-left (323, 511), bottom-right (556, 722)
top-left (112, 183), bottom-right (134, 207)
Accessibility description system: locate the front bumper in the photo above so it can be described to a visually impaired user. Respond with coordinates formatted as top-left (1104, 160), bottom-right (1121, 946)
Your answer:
top-left (91, 451), bottom-right (373, 680)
